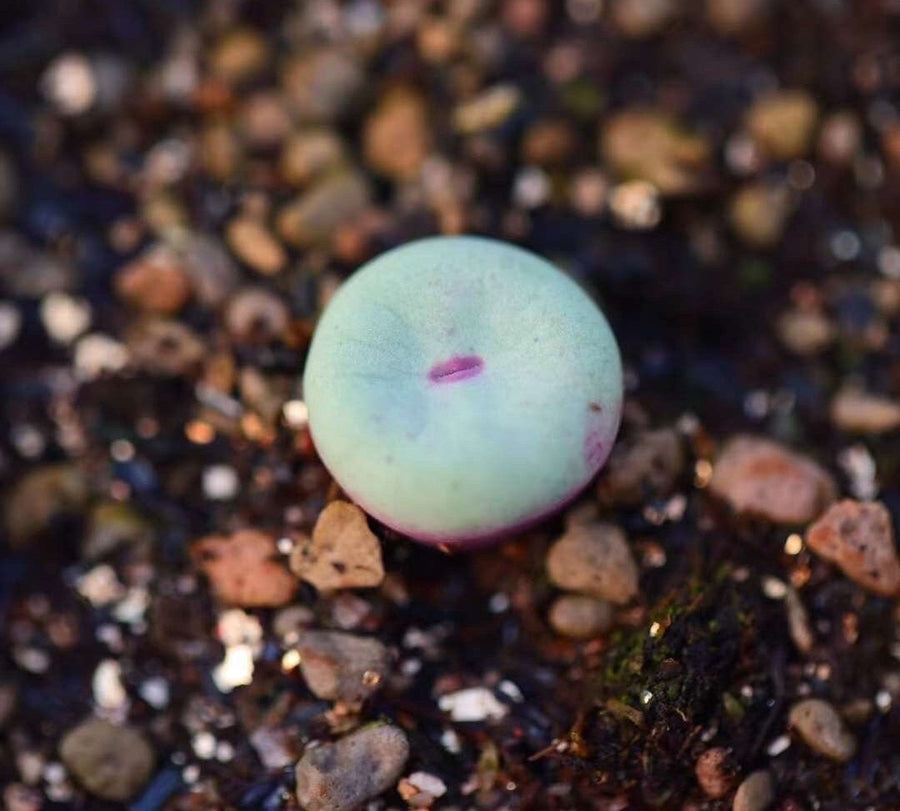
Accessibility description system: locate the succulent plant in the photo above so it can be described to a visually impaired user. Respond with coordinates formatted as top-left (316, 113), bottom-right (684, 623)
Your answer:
top-left (303, 235), bottom-right (622, 546)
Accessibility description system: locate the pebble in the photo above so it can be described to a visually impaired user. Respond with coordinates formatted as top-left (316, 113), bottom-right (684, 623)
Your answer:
top-left (611, 0), bottom-right (679, 37)
top-left (694, 747), bottom-right (735, 799)
top-left (788, 699), bottom-right (856, 762)
top-left (281, 129), bottom-right (347, 187)
top-left (59, 718), bottom-right (155, 801)
top-left (0, 300), bottom-right (21, 349)
top-left (398, 770), bottom-right (448, 807)
top-left (295, 724), bottom-right (409, 811)
top-left (192, 529), bottom-right (298, 607)
top-left (776, 308), bottom-right (835, 356)
top-left (74, 333), bottom-right (130, 377)
top-left (278, 171), bottom-right (371, 248)
top-left (709, 436), bottom-right (836, 525)
top-left (114, 246), bottom-right (192, 314)
top-left (546, 522), bottom-right (639, 605)
top-left (784, 586), bottom-right (814, 654)
top-left (290, 501), bottom-right (384, 591)
top-left (598, 427), bottom-right (684, 506)
top-left (438, 686), bottom-right (508, 722)
top-left (522, 119), bottom-right (576, 167)
top-left (40, 292), bottom-right (91, 344)
top-left (548, 595), bottom-right (614, 639)
top-left (225, 218), bottom-right (287, 276)
top-left (601, 110), bottom-right (710, 195)
top-left (732, 770), bottom-right (774, 811)
top-left (224, 286), bottom-right (290, 344)
top-left (805, 499), bottom-right (900, 597)
top-left (729, 181), bottom-right (792, 249)
top-left (364, 87), bottom-right (431, 181)
top-left (745, 90), bottom-right (819, 161)
top-left (294, 630), bottom-right (388, 703)
top-left (208, 27), bottom-right (269, 84)
top-left (170, 232), bottom-right (239, 308)
top-left (126, 319), bottom-right (206, 376)
top-left (5, 464), bottom-right (88, 546)
top-left (83, 501), bottom-right (153, 559)
top-left (42, 52), bottom-right (96, 115)
top-left (0, 234), bottom-right (74, 297)
top-left (818, 111), bottom-right (862, 166)
top-left (547, 522), bottom-right (639, 605)
top-left (706, 0), bottom-right (769, 34)
top-left (239, 91), bottom-right (292, 149)
top-left (283, 48), bottom-right (365, 124)
top-left (453, 84), bottom-right (521, 134)
top-left (830, 388), bottom-right (900, 434)
top-left (4, 784), bottom-right (42, 811)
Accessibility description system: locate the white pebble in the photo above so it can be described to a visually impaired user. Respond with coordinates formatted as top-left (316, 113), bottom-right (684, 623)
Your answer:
top-left (203, 465), bottom-right (239, 500)
top-left (93, 659), bottom-right (127, 710)
top-left (438, 687), bottom-right (508, 722)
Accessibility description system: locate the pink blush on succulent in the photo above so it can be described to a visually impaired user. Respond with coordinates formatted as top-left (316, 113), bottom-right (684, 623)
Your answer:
top-left (428, 355), bottom-right (484, 384)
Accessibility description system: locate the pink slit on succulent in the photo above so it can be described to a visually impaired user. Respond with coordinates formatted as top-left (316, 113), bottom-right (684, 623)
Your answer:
top-left (428, 354), bottom-right (484, 384)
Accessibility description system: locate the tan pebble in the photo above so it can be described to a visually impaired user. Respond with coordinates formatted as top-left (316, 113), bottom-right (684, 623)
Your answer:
top-left (199, 122), bottom-right (241, 183)
top-left (732, 770), bottom-right (774, 811)
top-left (745, 90), bottom-right (819, 161)
top-left (599, 427), bottom-right (684, 506)
top-left (192, 529), bottom-right (298, 607)
top-left (695, 747), bottom-right (735, 799)
top-left (209, 27), bottom-right (269, 83)
top-left (776, 308), bottom-right (834, 356)
top-left (294, 630), bottom-right (388, 703)
top-left (281, 129), bottom-right (347, 187)
top-left (114, 246), bottom-right (192, 314)
top-left (239, 91), bottom-right (292, 148)
top-left (788, 698), bottom-right (856, 762)
top-left (226, 217), bottom-right (287, 276)
top-left (278, 172), bottom-right (371, 249)
top-left (830, 388), bottom-right (900, 434)
top-left (706, 0), bottom-right (769, 35)
top-left (548, 595), bottom-right (614, 639)
top-left (282, 48), bottom-right (364, 124)
top-left (784, 587), bottom-right (814, 653)
top-left (805, 499), bottom-right (900, 597)
top-left (290, 501), bottom-right (384, 591)
top-left (522, 119), bottom-right (576, 167)
top-left (709, 435), bottom-right (836, 525)
top-left (60, 718), bottom-right (154, 801)
top-left (364, 87), bottom-right (431, 181)
top-left (546, 522), bottom-right (639, 604)
top-left (601, 109), bottom-right (710, 196)
top-left (295, 725), bottom-right (409, 811)
top-left (454, 85), bottom-right (520, 134)
top-left (416, 16), bottom-right (462, 64)
top-left (729, 181), bottom-right (792, 249)
top-left (611, 0), bottom-right (679, 37)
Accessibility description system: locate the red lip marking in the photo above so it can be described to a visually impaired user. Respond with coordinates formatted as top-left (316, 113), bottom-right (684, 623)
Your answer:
top-left (428, 355), bottom-right (484, 384)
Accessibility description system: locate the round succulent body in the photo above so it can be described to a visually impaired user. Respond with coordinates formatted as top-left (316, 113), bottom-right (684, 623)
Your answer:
top-left (303, 235), bottom-right (622, 546)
